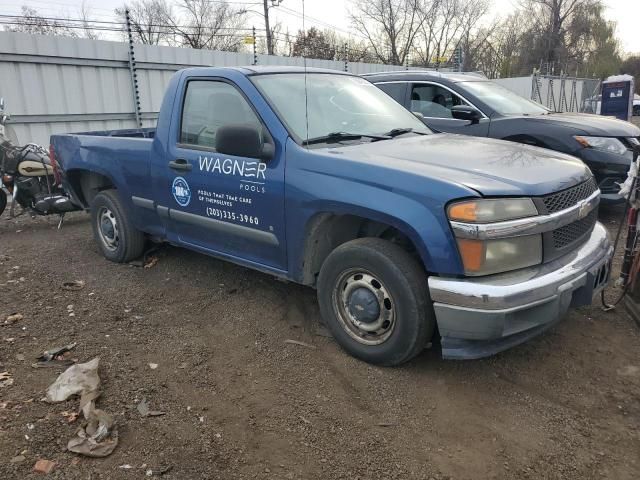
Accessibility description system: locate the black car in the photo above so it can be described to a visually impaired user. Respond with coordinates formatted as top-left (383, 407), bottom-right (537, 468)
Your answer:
top-left (364, 71), bottom-right (640, 202)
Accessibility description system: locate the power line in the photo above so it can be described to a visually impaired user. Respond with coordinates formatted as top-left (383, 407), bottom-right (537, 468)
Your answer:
top-left (274, 4), bottom-right (367, 41)
top-left (0, 20), bottom-right (264, 37)
top-left (0, 5), bottom-right (379, 60)
top-left (1, 0), bottom-right (116, 15)
top-left (0, 14), bottom-right (266, 32)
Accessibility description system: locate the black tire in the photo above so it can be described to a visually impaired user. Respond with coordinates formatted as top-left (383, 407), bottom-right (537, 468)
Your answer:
top-left (90, 189), bottom-right (145, 263)
top-left (317, 238), bottom-right (435, 366)
top-left (0, 189), bottom-right (6, 217)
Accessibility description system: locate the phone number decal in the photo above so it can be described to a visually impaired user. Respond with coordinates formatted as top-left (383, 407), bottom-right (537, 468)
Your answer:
top-left (206, 207), bottom-right (260, 225)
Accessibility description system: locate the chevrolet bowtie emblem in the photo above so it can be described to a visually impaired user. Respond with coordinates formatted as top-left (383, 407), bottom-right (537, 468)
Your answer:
top-left (577, 201), bottom-right (590, 219)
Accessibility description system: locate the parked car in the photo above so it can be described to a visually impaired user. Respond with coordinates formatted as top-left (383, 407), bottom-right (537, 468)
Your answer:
top-left (51, 66), bottom-right (612, 365)
top-left (365, 71), bottom-right (640, 202)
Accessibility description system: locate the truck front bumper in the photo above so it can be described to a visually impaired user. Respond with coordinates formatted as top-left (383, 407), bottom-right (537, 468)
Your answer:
top-left (428, 222), bottom-right (613, 360)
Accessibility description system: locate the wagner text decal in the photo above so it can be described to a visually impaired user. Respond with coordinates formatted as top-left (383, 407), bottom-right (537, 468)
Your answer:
top-left (199, 156), bottom-right (267, 180)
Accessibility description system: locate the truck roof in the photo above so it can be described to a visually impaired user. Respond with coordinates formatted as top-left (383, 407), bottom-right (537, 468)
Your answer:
top-left (361, 70), bottom-right (488, 83)
top-left (181, 65), bottom-right (353, 77)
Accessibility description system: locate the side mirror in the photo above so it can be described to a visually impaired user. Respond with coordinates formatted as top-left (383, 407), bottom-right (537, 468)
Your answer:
top-left (451, 105), bottom-right (482, 124)
top-left (215, 124), bottom-right (273, 161)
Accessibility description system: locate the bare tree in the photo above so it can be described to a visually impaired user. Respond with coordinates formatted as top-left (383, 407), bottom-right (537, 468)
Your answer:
top-left (349, 0), bottom-right (425, 65)
top-left (521, 0), bottom-right (597, 67)
top-left (5, 6), bottom-right (78, 37)
top-left (415, 0), bottom-right (489, 68)
top-left (78, 1), bottom-right (101, 40)
top-left (115, 0), bottom-right (173, 45)
top-left (322, 30), bottom-right (378, 63)
top-left (167, 0), bottom-right (248, 51)
top-left (463, 0), bottom-right (619, 79)
top-left (258, 22), bottom-right (292, 56)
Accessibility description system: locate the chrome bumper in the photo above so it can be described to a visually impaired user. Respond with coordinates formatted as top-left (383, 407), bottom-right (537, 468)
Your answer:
top-left (429, 222), bottom-right (613, 359)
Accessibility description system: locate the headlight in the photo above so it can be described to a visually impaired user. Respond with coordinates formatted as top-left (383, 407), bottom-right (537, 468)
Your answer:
top-left (574, 135), bottom-right (630, 157)
top-left (448, 198), bottom-right (542, 276)
top-left (448, 198), bottom-right (538, 223)
top-left (456, 235), bottom-right (542, 276)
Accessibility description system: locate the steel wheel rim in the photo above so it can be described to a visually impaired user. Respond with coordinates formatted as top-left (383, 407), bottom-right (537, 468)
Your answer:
top-left (332, 268), bottom-right (396, 346)
top-left (97, 206), bottom-right (119, 251)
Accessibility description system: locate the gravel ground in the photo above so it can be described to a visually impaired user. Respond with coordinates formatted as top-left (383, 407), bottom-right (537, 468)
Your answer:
top-left (0, 206), bottom-right (639, 480)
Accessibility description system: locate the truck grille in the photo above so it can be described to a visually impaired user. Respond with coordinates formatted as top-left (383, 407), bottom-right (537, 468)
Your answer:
top-left (542, 177), bottom-right (598, 214)
top-left (552, 209), bottom-right (598, 249)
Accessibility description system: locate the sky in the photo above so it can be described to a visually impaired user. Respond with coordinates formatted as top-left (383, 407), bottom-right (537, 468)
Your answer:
top-left (0, 0), bottom-right (638, 54)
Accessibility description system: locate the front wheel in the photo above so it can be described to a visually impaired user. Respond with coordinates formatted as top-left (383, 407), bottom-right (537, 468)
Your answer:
top-left (317, 238), bottom-right (435, 366)
top-left (0, 189), bottom-right (6, 217)
top-left (90, 190), bottom-right (145, 263)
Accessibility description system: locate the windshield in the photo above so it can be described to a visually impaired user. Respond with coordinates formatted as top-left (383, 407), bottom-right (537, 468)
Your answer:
top-left (461, 81), bottom-right (549, 116)
top-left (252, 73), bottom-right (431, 144)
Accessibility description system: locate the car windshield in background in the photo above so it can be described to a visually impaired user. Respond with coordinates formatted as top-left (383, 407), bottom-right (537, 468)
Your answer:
top-left (252, 73), bottom-right (431, 145)
top-left (461, 81), bottom-right (549, 116)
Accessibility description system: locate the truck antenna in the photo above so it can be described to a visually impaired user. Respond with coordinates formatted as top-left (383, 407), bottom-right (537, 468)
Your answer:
top-left (302, 0), bottom-right (309, 147)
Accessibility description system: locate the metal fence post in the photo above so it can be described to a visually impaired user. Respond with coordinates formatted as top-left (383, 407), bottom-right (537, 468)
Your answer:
top-left (343, 43), bottom-right (348, 72)
top-left (252, 27), bottom-right (257, 66)
top-left (125, 9), bottom-right (142, 129)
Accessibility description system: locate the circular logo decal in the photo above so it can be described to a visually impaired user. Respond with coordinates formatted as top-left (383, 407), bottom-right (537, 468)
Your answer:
top-left (172, 176), bottom-right (191, 207)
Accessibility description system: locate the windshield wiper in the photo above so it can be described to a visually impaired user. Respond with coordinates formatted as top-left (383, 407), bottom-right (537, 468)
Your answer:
top-left (302, 131), bottom-right (390, 146)
top-left (381, 127), bottom-right (428, 138)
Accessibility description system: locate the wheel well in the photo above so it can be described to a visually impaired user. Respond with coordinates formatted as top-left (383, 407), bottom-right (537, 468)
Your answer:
top-left (67, 170), bottom-right (115, 207)
top-left (301, 213), bottom-right (420, 286)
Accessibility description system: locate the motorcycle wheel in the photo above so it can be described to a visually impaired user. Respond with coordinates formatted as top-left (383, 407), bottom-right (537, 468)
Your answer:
top-left (0, 189), bottom-right (6, 217)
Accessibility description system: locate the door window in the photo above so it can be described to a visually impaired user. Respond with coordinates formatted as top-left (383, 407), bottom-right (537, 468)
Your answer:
top-left (180, 81), bottom-right (261, 149)
top-left (376, 82), bottom-right (406, 104)
top-left (410, 84), bottom-right (469, 119)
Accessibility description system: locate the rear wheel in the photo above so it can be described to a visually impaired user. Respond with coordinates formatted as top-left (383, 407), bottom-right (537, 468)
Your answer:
top-left (317, 238), bottom-right (434, 366)
top-left (91, 190), bottom-right (145, 263)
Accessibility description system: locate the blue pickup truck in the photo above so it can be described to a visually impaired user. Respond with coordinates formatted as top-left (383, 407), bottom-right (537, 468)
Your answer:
top-left (51, 66), bottom-right (613, 365)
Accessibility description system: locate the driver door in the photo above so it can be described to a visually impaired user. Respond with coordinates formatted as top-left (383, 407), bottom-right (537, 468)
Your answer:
top-left (409, 83), bottom-right (490, 136)
top-left (155, 78), bottom-right (287, 270)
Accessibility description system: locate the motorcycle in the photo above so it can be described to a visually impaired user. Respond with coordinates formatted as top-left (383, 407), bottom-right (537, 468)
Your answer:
top-left (0, 97), bottom-right (79, 226)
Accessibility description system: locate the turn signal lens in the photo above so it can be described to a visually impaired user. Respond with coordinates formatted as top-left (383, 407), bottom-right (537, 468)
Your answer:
top-left (448, 202), bottom-right (477, 222)
top-left (448, 198), bottom-right (537, 223)
top-left (456, 239), bottom-right (484, 272)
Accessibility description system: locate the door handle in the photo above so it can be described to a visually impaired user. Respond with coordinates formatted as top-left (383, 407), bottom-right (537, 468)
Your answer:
top-left (168, 159), bottom-right (192, 171)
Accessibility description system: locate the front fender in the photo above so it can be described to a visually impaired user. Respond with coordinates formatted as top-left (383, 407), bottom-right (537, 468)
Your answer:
top-left (285, 144), bottom-right (474, 280)
top-left (302, 198), bottom-right (457, 275)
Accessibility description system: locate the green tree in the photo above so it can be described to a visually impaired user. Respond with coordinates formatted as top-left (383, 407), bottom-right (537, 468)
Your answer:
top-left (291, 27), bottom-right (337, 60)
top-left (620, 55), bottom-right (640, 93)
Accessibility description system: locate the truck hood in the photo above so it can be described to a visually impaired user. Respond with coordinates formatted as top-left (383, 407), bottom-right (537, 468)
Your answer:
top-left (515, 112), bottom-right (640, 137)
top-left (327, 134), bottom-right (592, 196)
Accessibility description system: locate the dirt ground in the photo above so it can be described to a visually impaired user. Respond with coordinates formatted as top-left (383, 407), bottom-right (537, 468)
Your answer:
top-left (0, 205), bottom-right (639, 480)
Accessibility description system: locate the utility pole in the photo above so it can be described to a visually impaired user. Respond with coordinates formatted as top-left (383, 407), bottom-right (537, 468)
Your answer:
top-left (263, 0), bottom-right (283, 56)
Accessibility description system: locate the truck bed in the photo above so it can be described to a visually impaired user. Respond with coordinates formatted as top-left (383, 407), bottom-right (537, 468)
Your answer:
top-left (51, 128), bottom-right (155, 210)
top-left (73, 127), bottom-right (156, 138)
